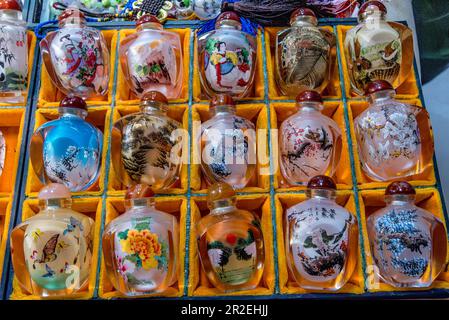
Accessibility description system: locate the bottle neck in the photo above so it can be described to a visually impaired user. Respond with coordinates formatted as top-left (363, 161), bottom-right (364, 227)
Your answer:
top-left (385, 194), bottom-right (415, 206)
top-left (140, 102), bottom-right (168, 115)
top-left (210, 105), bottom-right (236, 117)
top-left (39, 198), bottom-right (72, 210)
top-left (291, 16), bottom-right (317, 28)
top-left (306, 189), bottom-right (337, 201)
top-left (215, 20), bottom-right (242, 31)
top-left (209, 198), bottom-right (237, 215)
top-left (59, 19), bottom-right (86, 28)
top-left (368, 90), bottom-right (396, 104)
top-left (0, 9), bottom-right (23, 22)
top-left (297, 101), bottom-right (323, 113)
top-left (125, 198), bottom-right (156, 210)
top-left (59, 107), bottom-right (88, 119)
top-left (137, 22), bottom-right (164, 32)
top-left (358, 12), bottom-right (386, 24)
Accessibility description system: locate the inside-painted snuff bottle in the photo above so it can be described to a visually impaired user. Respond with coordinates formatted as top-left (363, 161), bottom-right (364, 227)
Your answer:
top-left (197, 182), bottom-right (265, 292)
top-left (119, 14), bottom-right (184, 99)
top-left (354, 80), bottom-right (433, 181)
top-left (102, 184), bottom-right (179, 296)
top-left (199, 94), bottom-right (256, 190)
top-left (198, 10), bottom-right (257, 99)
top-left (111, 91), bottom-right (183, 189)
top-left (193, 0), bottom-right (222, 20)
top-left (367, 181), bottom-right (447, 288)
top-left (279, 90), bottom-right (342, 186)
top-left (30, 96), bottom-right (103, 192)
top-left (0, 0), bottom-right (27, 104)
top-left (40, 8), bottom-right (110, 99)
top-left (275, 8), bottom-right (336, 96)
top-left (10, 183), bottom-right (95, 297)
top-left (343, 0), bottom-right (413, 95)
top-left (285, 175), bottom-right (358, 291)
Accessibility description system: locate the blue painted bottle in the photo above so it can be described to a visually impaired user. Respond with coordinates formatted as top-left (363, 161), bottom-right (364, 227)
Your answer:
top-left (30, 96), bottom-right (103, 192)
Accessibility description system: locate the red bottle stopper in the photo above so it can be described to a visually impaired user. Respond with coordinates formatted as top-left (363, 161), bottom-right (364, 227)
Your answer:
top-left (385, 181), bottom-right (416, 196)
top-left (0, 0), bottom-right (21, 11)
top-left (126, 184), bottom-right (155, 199)
top-left (38, 183), bottom-right (71, 200)
top-left (296, 90), bottom-right (323, 103)
top-left (60, 96), bottom-right (87, 111)
top-left (364, 80), bottom-right (394, 96)
top-left (136, 14), bottom-right (161, 27)
top-left (307, 175), bottom-right (337, 190)
top-left (58, 8), bottom-right (86, 23)
top-left (141, 91), bottom-right (169, 105)
top-left (359, 1), bottom-right (387, 16)
top-left (290, 8), bottom-right (316, 24)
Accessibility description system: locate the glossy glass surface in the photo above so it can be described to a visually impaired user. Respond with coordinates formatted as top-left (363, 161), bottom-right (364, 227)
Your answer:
top-left (103, 199), bottom-right (179, 296)
top-left (285, 189), bottom-right (358, 291)
top-left (367, 194), bottom-right (447, 288)
top-left (193, 0), bottom-right (222, 20)
top-left (30, 108), bottom-right (103, 192)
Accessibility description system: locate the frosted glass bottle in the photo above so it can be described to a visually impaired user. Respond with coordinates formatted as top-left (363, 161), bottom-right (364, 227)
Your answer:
top-left (285, 175), bottom-right (358, 291)
top-left (279, 91), bottom-right (342, 186)
top-left (102, 184), bottom-right (179, 296)
top-left (10, 183), bottom-right (94, 297)
top-left (367, 181), bottom-right (447, 288)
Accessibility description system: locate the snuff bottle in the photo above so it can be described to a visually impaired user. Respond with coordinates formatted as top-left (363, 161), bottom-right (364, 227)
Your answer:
top-left (199, 94), bottom-right (256, 189)
top-left (275, 8), bottom-right (336, 96)
top-left (40, 8), bottom-right (110, 99)
top-left (0, 0), bottom-right (27, 103)
top-left (102, 184), bottom-right (179, 296)
top-left (198, 11), bottom-right (257, 99)
top-left (279, 90), bottom-right (342, 186)
top-left (10, 183), bottom-right (94, 297)
top-left (30, 96), bottom-right (103, 192)
top-left (111, 91), bottom-right (183, 189)
top-left (367, 181), bottom-right (447, 288)
top-left (119, 14), bottom-right (184, 99)
top-left (196, 182), bottom-right (265, 292)
top-left (285, 175), bottom-right (358, 291)
top-left (354, 80), bottom-right (433, 181)
top-left (343, 1), bottom-right (413, 95)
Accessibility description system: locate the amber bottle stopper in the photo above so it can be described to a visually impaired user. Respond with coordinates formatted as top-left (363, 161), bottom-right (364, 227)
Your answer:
top-left (364, 80), bottom-right (394, 96)
top-left (141, 90), bottom-right (169, 106)
top-left (60, 96), bottom-right (87, 111)
top-left (207, 182), bottom-right (236, 208)
top-left (126, 184), bottom-right (155, 199)
top-left (38, 183), bottom-right (71, 200)
top-left (385, 181), bottom-right (416, 196)
top-left (210, 94), bottom-right (236, 108)
top-left (296, 90), bottom-right (323, 104)
top-left (359, 1), bottom-right (387, 16)
top-left (0, 0), bottom-right (21, 11)
top-left (307, 175), bottom-right (337, 190)
top-left (136, 14), bottom-right (161, 27)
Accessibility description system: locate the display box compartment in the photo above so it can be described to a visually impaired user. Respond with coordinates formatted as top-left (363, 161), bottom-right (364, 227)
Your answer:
top-left (193, 30), bottom-right (265, 102)
top-left (188, 194), bottom-right (275, 296)
top-left (9, 197), bottom-right (102, 300)
top-left (358, 188), bottom-right (449, 292)
top-left (190, 103), bottom-right (271, 193)
top-left (107, 104), bottom-right (189, 196)
top-left (37, 30), bottom-right (118, 108)
top-left (25, 107), bottom-right (111, 197)
top-left (0, 198), bottom-right (13, 289)
top-left (271, 101), bottom-right (353, 191)
top-left (275, 191), bottom-right (365, 294)
top-left (264, 26), bottom-right (342, 101)
top-left (98, 196), bottom-right (188, 298)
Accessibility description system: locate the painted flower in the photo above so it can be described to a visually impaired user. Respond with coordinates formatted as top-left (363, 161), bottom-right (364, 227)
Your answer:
top-left (85, 49), bottom-right (97, 68)
top-left (120, 229), bottom-right (162, 270)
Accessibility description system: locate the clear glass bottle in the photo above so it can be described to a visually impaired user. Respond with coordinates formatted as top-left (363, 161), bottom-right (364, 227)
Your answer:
top-left (30, 96), bottom-right (103, 192)
top-left (0, 0), bottom-right (27, 104)
top-left (198, 11), bottom-right (257, 99)
top-left (279, 91), bottom-right (342, 186)
top-left (10, 183), bottom-right (94, 297)
top-left (197, 182), bottom-right (264, 292)
top-left (102, 184), bottom-right (179, 296)
top-left (367, 181), bottom-right (447, 288)
top-left (354, 80), bottom-right (433, 181)
top-left (199, 94), bottom-right (256, 190)
top-left (173, 0), bottom-right (194, 19)
top-left (40, 8), bottom-right (110, 99)
top-left (193, 0), bottom-right (222, 20)
top-left (111, 91), bottom-right (183, 189)
top-left (343, 0), bottom-right (413, 95)
top-left (275, 8), bottom-right (336, 96)
top-left (119, 14), bottom-right (183, 99)
top-left (285, 175), bottom-right (358, 291)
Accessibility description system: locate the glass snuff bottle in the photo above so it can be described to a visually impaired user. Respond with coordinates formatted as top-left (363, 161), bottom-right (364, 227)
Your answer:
top-left (30, 96), bottom-right (103, 192)
top-left (279, 90), bottom-right (342, 186)
top-left (343, 0), bottom-right (413, 95)
top-left (10, 183), bottom-right (95, 297)
top-left (40, 8), bottom-right (110, 99)
top-left (0, 0), bottom-right (27, 103)
top-left (111, 91), bottom-right (183, 190)
top-left (367, 181), bottom-right (447, 288)
top-left (199, 94), bottom-right (256, 190)
top-left (285, 175), bottom-right (358, 291)
top-left (275, 8), bottom-right (336, 96)
top-left (354, 80), bottom-right (433, 181)
top-left (119, 14), bottom-right (184, 99)
top-left (173, 0), bottom-right (194, 19)
top-left (193, 0), bottom-right (222, 20)
top-left (198, 11), bottom-right (257, 99)
top-left (197, 182), bottom-right (265, 292)
top-left (102, 184), bottom-right (179, 296)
